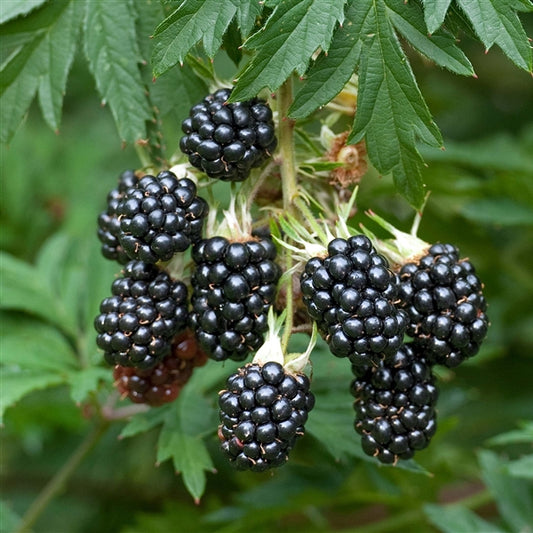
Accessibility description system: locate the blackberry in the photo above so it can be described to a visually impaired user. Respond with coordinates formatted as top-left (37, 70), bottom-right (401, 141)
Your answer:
top-left (218, 361), bottom-right (315, 471)
top-left (350, 343), bottom-right (438, 464)
top-left (116, 170), bottom-right (208, 263)
top-left (112, 329), bottom-right (208, 406)
top-left (300, 235), bottom-right (407, 365)
top-left (398, 243), bottom-right (489, 367)
top-left (180, 88), bottom-right (277, 182)
top-left (94, 261), bottom-right (189, 369)
top-left (189, 235), bottom-right (281, 361)
top-left (97, 169), bottom-right (138, 264)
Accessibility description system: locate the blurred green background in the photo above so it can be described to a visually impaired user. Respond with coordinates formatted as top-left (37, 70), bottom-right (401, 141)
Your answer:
top-left (1, 33), bottom-right (533, 533)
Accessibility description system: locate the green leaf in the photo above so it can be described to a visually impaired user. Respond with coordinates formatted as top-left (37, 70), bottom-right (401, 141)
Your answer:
top-left (349, 0), bottom-right (442, 208)
top-left (0, 251), bottom-right (78, 336)
top-left (119, 405), bottom-right (171, 439)
top-left (231, 0), bottom-right (346, 101)
top-left (422, 0), bottom-right (452, 34)
top-left (233, 0), bottom-right (262, 37)
top-left (152, 0), bottom-right (237, 77)
top-left (460, 198), bottom-right (533, 227)
top-left (68, 367), bottom-right (112, 404)
top-left (386, 0), bottom-right (474, 76)
top-left (222, 19), bottom-right (243, 67)
top-left (0, 0), bottom-right (82, 142)
top-left (0, 367), bottom-right (65, 424)
top-left (487, 421), bottom-right (533, 446)
top-left (156, 386), bottom-right (216, 501)
top-left (290, 1), bottom-right (363, 119)
top-left (457, 0), bottom-right (532, 71)
top-left (0, 0), bottom-right (48, 24)
top-left (424, 503), bottom-right (505, 533)
top-left (84, 0), bottom-right (152, 143)
top-left (0, 500), bottom-right (21, 533)
top-left (507, 455), bottom-right (533, 480)
top-left (0, 314), bottom-right (78, 372)
top-left (478, 449), bottom-right (533, 531)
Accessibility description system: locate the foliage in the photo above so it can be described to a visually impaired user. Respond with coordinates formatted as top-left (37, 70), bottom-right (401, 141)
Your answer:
top-left (1, 1), bottom-right (533, 532)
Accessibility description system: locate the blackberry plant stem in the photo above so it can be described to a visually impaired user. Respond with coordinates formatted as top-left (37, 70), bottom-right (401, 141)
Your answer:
top-left (278, 79), bottom-right (297, 353)
top-left (14, 420), bottom-right (110, 533)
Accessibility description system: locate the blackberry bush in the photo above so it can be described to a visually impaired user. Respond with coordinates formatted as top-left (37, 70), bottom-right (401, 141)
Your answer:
top-left (180, 88), bottom-right (277, 182)
top-left (189, 234), bottom-right (280, 361)
top-left (116, 170), bottom-right (208, 263)
top-left (218, 360), bottom-right (315, 472)
top-left (113, 330), bottom-right (208, 406)
top-left (300, 235), bottom-right (408, 365)
top-left (94, 261), bottom-right (188, 369)
top-left (351, 343), bottom-right (439, 464)
top-left (97, 169), bottom-right (138, 264)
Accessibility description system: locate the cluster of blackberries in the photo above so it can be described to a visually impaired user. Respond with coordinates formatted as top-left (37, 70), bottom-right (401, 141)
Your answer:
top-left (218, 362), bottom-right (315, 471)
top-left (113, 330), bottom-right (208, 406)
top-left (190, 236), bottom-right (281, 361)
top-left (180, 88), bottom-right (277, 182)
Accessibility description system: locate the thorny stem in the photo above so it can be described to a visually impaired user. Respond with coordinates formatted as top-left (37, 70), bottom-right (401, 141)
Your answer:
top-left (278, 78), bottom-right (297, 353)
top-left (14, 420), bottom-right (110, 533)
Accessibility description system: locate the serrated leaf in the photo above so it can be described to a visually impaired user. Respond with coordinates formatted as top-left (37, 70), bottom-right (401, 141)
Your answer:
top-left (232, 0), bottom-right (262, 37)
top-left (0, 314), bottom-right (78, 372)
top-left (0, 0), bottom-right (48, 24)
top-left (84, 0), bottom-right (151, 143)
top-left (0, 0), bottom-right (82, 142)
top-left (0, 251), bottom-right (78, 337)
top-left (68, 367), bottom-right (112, 404)
top-left (478, 449), bottom-right (533, 531)
top-left (507, 455), bottom-right (533, 480)
top-left (156, 386), bottom-right (216, 501)
top-left (457, 0), bottom-right (532, 71)
top-left (386, 0), bottom-right (474, 76)
top-left (119, 405), bottom-right (171, 439)
top-left (349, 0), bottom-right (442, 208)
top-left (290, 1), bottom-right (363, 119)
top-left (422, 0), bottom-right (452, 34)
top-left (424, 504), bottom-right (505, 533)
top-left (0, 367), bottom-right (65, 424)
top-left (152, 0), bottom-right (237, 76)
top-left (231, 0), bottom-right (346, 101)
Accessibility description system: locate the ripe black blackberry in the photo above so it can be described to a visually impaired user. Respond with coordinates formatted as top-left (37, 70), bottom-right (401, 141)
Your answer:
top-left (94, 261), bottom-right (188, 369)
top-left (189, 235), bottom-right (281, 361)
top-left (300, 235), bottom-right (407, 365)
top-left (397, 243), bottom-right (489, 367)
top-left (97, 169), bottom-right (138, 264)
top-left (116, 170), bottom-right (208, 263)
top-left (180, 88), bottom-right (277, 182)
top-left (218, 361), bottom-right (315, 471)
top-left (112, 330), bottom-right (208, 406)
top-left (350, 343), bottom-right (438, 464)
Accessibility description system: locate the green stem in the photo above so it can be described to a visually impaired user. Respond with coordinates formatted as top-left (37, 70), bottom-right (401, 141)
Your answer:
top-left (14, 421), bottom-right (110, 533)
top-left (278, 78), bottom-right (297, 352)
top-left (294, 196), bottom-right (327, 243)
top-left (134, 142), bottom-right (154, 173)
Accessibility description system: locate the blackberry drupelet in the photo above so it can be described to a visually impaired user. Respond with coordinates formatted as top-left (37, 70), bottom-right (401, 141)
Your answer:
top-left (97, 169), bottom-right (138, 264)
top-left (116, 170), bottom-right (208, 263)
top-left (94, 261), bottom-right (189, 369)
top-left (189, 235), bottom-right (281, 361)
top-left (218, 361), bottom-right (315, 471)
top-left (350, 343), bottom-right (438, 464)
top-left (112, 329), bottom-right (208, 406)
top-left (398, 243), bottom-right (489, 367)
top-left (180, 88), bottom-right (277, 182)
top-left (300, 235), bottom-right (407, 365)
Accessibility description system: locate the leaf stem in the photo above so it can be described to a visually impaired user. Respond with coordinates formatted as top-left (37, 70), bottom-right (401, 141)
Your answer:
top-left (14, 421), bottom-right (110, 533)
top-left (278, 78), bottom-right (297, 353)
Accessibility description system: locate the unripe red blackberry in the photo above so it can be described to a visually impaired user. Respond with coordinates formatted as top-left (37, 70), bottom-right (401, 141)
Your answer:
top-left (189, 235), bottom-right (281, 361)
top-left (397, 243), bottom-right (489, 367)
top-left (97, 170), bottom-right (138, 264)
top-left (116, 170), bottom-right (208, 263)
top-left (300, 235), bottom-right (407, 365)
top-left (112, 329), bottom-right (208, 406)
top-left (180, 88), bottom-right (277, 182)
top-left (218, 361), bottom-right (315, 471)
top-left (350, 343), bottom-right (438, 464)
top-left (94, 261), bottom-right (188, 369)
